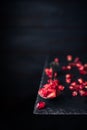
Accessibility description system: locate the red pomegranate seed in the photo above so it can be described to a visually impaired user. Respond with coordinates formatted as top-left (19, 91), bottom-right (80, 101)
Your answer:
top-left (79, 85), bottom-right (83, 89)
top-left (84, 63), bottom-right (87, 67)
top-left (65, 74), bottom-right (72, 79)
top-left (79, 90), bottom-right (86, 96)
top-left (78, 78), bottom-right (83, 84)
top-left (36, 101), bottom-right (46, 109)
top-left (71, 82), bottom-right (76, 86)
top-left (76, 63), bottom-right (82, 68)
top-left (66, 79), bottom-right (71, 84)
top-left (67, 55), bottom-right (72, 61)
top-left (45, 68), bottom-right (53, 78)
top-left (54, 58), bottom-right (59, 63)
top-left (79, 66), bottom-right (84, 71)
top-left (69, 85), bottom-right (74, 90)
top-left (38, 88), bottom-right (48, 97)
top-left (67, 65), bottom-right (71, 70)
top-left (47, 89), bottom-right (56, 98)
top-left (85, 86), bottom-right (87, 89)
top-left (58, 85), bottom-right (64, 91)
top-left (72, 91), bottom-right (78, 96)
top-left (54, 72), bottom-right (57, 77)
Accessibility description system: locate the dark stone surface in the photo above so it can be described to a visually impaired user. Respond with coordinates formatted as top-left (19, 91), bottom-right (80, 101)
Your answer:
top-left (33, 54), bottom-right (87, 115)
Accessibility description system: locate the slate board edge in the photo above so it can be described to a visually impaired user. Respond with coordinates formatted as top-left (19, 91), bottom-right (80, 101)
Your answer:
top-left (33, 56), bottom-right (49, 114)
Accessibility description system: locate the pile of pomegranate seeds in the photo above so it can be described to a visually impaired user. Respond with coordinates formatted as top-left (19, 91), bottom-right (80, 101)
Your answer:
top-left (38, 79), bottom-right (64, 99)
top-left (36, 55), bottom-right (87, 110)
top-left (38, 58), bottom-right (64, 100)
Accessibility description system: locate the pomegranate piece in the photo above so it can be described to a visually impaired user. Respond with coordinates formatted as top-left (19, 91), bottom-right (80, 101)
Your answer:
top-left (67, 55), bottom-right (72, 61)
top-left (38, 78), bottom-right (64, 99)
top-left (84, 63), bottom-right (87, 67)
top-left (79, 90), bottom-right (86, 96)
top-left (58, 85), bottom-right (64, 91)
top-left (79, 66), bottom-right (84, 71)
top-left (38, 88), bottom-right (48, 98)
top-left (71, 82), bottom-right (76, 86)
top-left (54, 58), bottom-right (59, 63)
top-left (38, 85), bottom-right (57, 99)
top-left (66, 79), bottom-right (71, 84)
top-left (76, 63), bottom-right (82, 68)
top-left (79, 85), bottom-right (83, 89)
top-left (67, 65), bottom-right (71, 70)
top-left (69, 85), bottom-right (74, 90)
top-left (45, 68), bottom-right (53, 78)
top-left (65, 74), bottom-right (72, 79)
top-left (36, 101), bottom-right (46, 109)
top-left (46, 89), bottom-right (56, 98)
top-left (72, 91), bottom-right (78, 96)
top-left (77, 78), bottom-right (83, 84)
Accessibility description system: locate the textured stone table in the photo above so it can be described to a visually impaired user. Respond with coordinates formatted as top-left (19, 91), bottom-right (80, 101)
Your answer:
top-left (33, 55), bottom-right (87, 115)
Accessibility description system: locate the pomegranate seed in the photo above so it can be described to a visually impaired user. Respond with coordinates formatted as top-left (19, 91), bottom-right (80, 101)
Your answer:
top-left (78, 78), bottom-right (83, 84)
top-left (65, 74), bottom-right (72, 79)
top-left (85, 86), bottom-right (87, 89)
top-left (36, 101), bottom-right (46, 109)
top-left (79, 66), bottom-right (84, 71)
top-left (54, 72), bottom-right (57, 77)
top-left (69, 85), bottom-right (74, 90)
top-left (38, 88), bottom-right (48, 97)
top-left (67, 55), bottom-right (72, 61)
top-left (79, 90), bottom-right (85, 96)
top-left (58, 85), bottom-right (64, 91)
top-left (66, 79), bottom-right (71, 83)
top-left (72, 91), bottom-right (78, 96)
top-left (45, 68), bottom-right (53, 78)
top-left (54, 58), bottom-right (59, 63)
top-left (79, 85), bottom-right (83, 89)
top-left (67, 65), bottom-right (71, 70)
top-left (71, 82), bottom-right (76, 86)
top-left (76, 63), bottom-right (82, 68)
top-left (84, 63), bottom-right (87, 67)
top-left (47, 89), bottom-right (56, 98)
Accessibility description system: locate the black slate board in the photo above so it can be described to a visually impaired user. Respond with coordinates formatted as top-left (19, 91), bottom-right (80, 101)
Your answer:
top-left (33, 55), bottom-right (87, 115)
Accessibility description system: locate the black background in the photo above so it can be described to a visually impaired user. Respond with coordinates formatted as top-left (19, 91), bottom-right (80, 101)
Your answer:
top-left (1, 0), bottom-right (87, 129)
